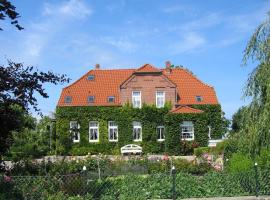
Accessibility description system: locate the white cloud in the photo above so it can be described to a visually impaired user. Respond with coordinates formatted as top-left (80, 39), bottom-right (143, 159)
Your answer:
top-left (169, 32), bottom-right (206, 54)
top-left (43, 0), bottom-right (92, 19)
top-left (99, 36), bottom-right (138, 52)
top-left (20, 0), bottom-right (92, 63)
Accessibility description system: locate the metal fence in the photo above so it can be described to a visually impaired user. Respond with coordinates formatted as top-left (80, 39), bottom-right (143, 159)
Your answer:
top-left (1, 168), bottom-right (270, 200)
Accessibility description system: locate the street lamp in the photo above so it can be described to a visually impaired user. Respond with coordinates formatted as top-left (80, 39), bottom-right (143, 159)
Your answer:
top-left (171, 166), bottom-right (176, 200)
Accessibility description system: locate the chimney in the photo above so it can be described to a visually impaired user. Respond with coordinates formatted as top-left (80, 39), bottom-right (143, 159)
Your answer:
top-left (95, 63), bottom-right (100, 70)
top-left (165, 61), bottom-right (172, 74)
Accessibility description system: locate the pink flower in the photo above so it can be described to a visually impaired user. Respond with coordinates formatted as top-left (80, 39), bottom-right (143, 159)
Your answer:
top-left (4, 175), bottom-right (12, 182)
top-left (163, 154), bottom-right (169, 161)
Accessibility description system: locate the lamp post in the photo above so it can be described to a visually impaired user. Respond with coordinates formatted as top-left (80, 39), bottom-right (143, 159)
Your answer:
top-left (254, 162), bottom-right (259, 197)
top-left (172, 166), bottom-right (176, 200)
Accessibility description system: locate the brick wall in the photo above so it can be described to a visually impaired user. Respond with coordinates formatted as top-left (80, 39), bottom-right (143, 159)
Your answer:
top-left (120, 74), bottom-right (177, 106)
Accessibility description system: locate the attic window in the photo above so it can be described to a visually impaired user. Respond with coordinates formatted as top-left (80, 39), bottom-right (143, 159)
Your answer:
top-left (108, 96), bottom-right (115, 103)
top-left (87, 75), bottom-right (95, 81)
top-left (88, 96), bottom-right (95, 103)
top-left (196, 96), bottom-right (203, 102)
top-left (64, 96), bottom-right (72, 103)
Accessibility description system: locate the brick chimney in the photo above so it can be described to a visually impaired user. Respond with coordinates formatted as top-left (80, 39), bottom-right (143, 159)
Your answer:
top-left (165, 61), bottom-right (172, 74)
top-left (95, 64), bottom-right (100, 70)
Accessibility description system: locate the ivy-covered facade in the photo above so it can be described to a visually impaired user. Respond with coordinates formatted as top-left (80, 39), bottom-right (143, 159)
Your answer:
top-left (56, 63), bottom-right (226, 155)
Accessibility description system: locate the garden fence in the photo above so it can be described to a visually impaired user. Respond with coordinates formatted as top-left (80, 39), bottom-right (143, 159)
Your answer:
top-left (1, 168), bottom-right (270, 200)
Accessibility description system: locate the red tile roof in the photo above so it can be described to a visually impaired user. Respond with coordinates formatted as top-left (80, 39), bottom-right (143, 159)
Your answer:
top-left (135, 64), bottom-right (161, 73)
top-left (170, 106), bottom-right (204, 114)
top-left (57, 64), bottom-right (219, 107)
top-left (163, 68), bottom-right (218, 105)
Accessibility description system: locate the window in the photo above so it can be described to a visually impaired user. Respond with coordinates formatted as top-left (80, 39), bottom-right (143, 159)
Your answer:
top-left (196, 96), bottom-right (203, 102)
top-left (181, 121), bottom-right (194, 141)
top-left (133, 121), bottom-right (142, 141)
top-left (156, 91), bottom-right (165, 108)
top-left (108, 121), bottom-right (118, 142)
top-left (132, 91), bottom-right (141, 108)
top-left (87, 75), bottom-right (95, 81)
top-left (70, 121), bottom-right (80, 142)
top-left (88, 96), bottom-right (95, 103)
top-left (108, 96), bottom-right (115, 103)
top-left (89, 121), bottom-right (99, 142)
top-left (157, 126), bottom-right (165, 141)
top-left (64, 96), bottom-right (72, 103)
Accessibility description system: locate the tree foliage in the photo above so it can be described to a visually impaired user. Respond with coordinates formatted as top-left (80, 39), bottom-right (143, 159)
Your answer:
top-left (0, 61), bottom-right (70, 156)
top-left (231, 13), bottom-right (270, 157)
top-left (0, 0), bottom-right (23, 30)
top-left (0, 60), bottom-right (70, 113)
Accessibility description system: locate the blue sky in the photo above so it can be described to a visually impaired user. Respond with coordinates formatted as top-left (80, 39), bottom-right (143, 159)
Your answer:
top-left (0, 0), bottom-right (269, 119)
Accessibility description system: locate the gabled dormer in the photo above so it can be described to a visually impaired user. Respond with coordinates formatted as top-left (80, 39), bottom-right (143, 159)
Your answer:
top-left (120, 64), bottom-right (177, 108)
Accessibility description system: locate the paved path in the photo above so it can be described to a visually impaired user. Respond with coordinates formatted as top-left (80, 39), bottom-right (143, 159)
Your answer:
top-left (156, 196), bottom-right (270, 200)
top-left (181, 196), bottom-right (270, 200)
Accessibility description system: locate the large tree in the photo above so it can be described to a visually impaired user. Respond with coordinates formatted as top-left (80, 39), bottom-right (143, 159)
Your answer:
top-left (237, 13), bottom-right (270, 156)
top-left (0, 1), bottom-right (70, 157)
top-left (0, 61), bottom-right (70, 156)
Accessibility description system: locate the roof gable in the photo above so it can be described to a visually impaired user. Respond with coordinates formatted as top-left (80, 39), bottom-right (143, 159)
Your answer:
top-left (170, 106), bottom-right (204, 114)
top-left (135, 64), bottom-right (161, 73)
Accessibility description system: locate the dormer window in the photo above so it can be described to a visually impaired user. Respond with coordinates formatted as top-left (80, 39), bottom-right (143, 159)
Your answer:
top-left (64, 96), bottom-right (72, 103)
top-left (196, 96), bottom-right (203, 102)
top-left (87, 75), bottom-right (95, 81)
top-left (108, 96), bottom-right (115, 103)
top-left (88, 96), bottom-right (95, 103)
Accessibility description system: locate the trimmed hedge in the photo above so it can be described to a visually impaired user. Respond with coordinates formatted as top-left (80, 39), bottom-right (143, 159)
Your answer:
top-left (56, 104), bottom-right (225, 155)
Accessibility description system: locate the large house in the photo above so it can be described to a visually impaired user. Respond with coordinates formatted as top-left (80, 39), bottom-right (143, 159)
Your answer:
top-left (56, 62), bottom-right (225, 155)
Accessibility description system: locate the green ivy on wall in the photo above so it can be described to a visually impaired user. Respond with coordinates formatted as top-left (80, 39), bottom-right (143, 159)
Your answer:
top-left (55, 104), bottom-right (226, 156)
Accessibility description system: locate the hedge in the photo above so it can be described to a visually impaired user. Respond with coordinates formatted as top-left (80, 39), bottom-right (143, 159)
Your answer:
top-left (56, 104), bottom-right (226, 155)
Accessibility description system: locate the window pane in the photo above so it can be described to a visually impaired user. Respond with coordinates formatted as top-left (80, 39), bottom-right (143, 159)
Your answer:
top-left (181, 121), bottom-right (194, 140)
top-left (88, 96), bottom-right (95, 103)
top-left (109, 121), bottom-right (117, 127)
top-left (87, 75), bottom-right (95, 81)
top-left (89, 122), bottom-right (98, 127)
top-left (108, 96), bottom-right (115, 103)
top-left (132, 121), bottom-right (141, 126)
top-left (109, 121), bottom-right (118, 141)
top-left (65, 96), bottom-right (72, 103)
top-left (133, 91), bottom-right (140, 96)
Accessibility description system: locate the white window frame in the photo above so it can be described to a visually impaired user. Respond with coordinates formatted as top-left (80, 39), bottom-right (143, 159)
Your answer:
top-left (180, 121), bottom-right (194, 141)
top-left (133, 121), bottom-right (142, 142)
top-left (70, 121), bottom-right (80, 143)
top-left (108, 121), bottom-right (118, 142)
top-left (157, 126), bottom-right (165, 142)
top-left (132, 91), bottom-right (141, 108)
top-left (156, 91), bottom-right (165, 108)
top-left (89, 121), bottom-right (99, 142)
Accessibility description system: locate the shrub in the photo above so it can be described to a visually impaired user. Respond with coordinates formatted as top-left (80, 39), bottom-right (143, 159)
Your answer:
top-left (226, 153), bottom-right (253, 173)
top-left (194, 147), bottom-right (211, 157)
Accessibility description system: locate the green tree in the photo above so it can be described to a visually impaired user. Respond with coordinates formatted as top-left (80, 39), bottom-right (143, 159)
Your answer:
top-left (239, 12), bottom-right (270, 156)
top-left (7, 116), bottom-right (52, 161)
top-left (231, 106), bottom-right (248, 133)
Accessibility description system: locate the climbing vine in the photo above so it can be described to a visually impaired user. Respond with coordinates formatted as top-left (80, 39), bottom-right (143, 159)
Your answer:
top-left (56, 104), bottom-right (226, 155)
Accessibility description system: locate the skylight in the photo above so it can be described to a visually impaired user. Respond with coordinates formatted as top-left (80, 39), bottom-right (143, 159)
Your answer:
top-left (88, 96), bottom-right (95, 103)
top-left (64, 96), bottom-right (72, 103)
top-left (87, 75), bottom-right (95, 81)
top-left (196, 96), bottom-right (203, 102)
top-left (108, 96), bottom-right (115, 103)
